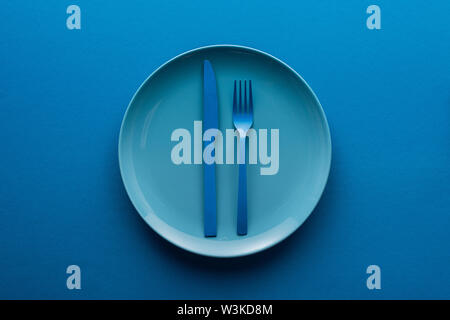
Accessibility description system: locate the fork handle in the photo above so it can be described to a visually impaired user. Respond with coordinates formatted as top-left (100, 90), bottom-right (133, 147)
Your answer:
top-left (237, 136), bottom-right (247, 235)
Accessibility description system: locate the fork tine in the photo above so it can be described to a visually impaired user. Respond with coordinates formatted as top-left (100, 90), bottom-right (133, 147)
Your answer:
top-left (239, 80), bottom-right (242, 112)
top-left (244, 80), bottom-right (247, 113)
top-left (233, 80), bottom-right (237, 114)
top-left (248, 80), bottom-right (253, 115)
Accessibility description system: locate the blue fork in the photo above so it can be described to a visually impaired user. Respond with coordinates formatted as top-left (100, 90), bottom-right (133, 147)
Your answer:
top-left (232, 80), bottom-right (253, 235)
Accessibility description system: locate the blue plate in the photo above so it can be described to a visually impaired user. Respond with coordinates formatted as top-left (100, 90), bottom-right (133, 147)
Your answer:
top-left (119, 45), bottom-right (331, 257)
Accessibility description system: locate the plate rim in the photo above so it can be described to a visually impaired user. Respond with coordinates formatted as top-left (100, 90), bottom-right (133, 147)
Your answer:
top-left (118, 44), bottom-right (332, 258)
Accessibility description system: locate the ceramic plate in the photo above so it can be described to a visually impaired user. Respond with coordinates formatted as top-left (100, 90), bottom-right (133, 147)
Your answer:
top-left (119, 45), bottom-right (331, 257)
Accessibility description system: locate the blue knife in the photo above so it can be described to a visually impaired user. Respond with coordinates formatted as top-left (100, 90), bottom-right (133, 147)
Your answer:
top-left (203, 60), bottom-right (218, 237)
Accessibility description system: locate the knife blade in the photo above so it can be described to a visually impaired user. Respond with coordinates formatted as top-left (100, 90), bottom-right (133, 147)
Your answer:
top-left (203, 60), bottom-right (218, 237)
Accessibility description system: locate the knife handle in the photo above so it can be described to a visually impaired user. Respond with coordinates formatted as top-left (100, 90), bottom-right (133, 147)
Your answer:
top-left (204, 159), bottom-right (217, 237)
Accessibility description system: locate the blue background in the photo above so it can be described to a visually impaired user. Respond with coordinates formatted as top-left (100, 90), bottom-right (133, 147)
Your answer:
top-left (0, 0), bottom-right (449, 299)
